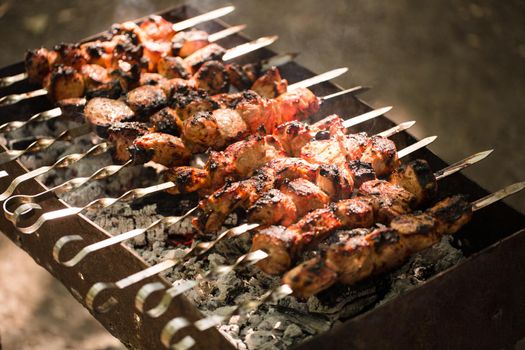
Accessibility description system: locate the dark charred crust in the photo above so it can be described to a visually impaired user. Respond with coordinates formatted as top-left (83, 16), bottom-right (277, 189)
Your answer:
top-left (84, 44), bottom-right (103, 59)
top-left (431, 195), bottom-right (471, 223)
top-left (126, 85), bottom-right (168, 118)
top-left (348, 160), bottom-right (376, 187)
top-left (371, 228), bottom-right (400, 251)
top-left (107, 122), bottom-right (149, 138)
top-left (171, 88), bottom-right (218, 110)
top-left (128, 144), bottom-right (155, 164)
top-left (85, 80), bottom-right (123, 99)
top-left (150, 108), bottom-right (182, 136)
top-left (193, 61), bottom-right (230, 94)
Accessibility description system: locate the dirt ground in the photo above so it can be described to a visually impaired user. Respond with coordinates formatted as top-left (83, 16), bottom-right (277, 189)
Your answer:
top-left (0, 0), bottom-right (524, 349)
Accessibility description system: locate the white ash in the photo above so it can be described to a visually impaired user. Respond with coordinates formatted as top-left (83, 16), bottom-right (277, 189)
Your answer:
top-left (3, 120), bottom-right (465, 349)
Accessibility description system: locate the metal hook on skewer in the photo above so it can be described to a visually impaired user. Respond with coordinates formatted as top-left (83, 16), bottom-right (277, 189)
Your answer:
top-left (3, 159), bottom-right (133, 228)
top-left (0, 123), bottom-right (92, 165)
top-left (81, 222), bottom-right (256, 313)
top-left (4, 181), bottom-right (175, 233)
top-left (0, 142), bottom-right (109, 202)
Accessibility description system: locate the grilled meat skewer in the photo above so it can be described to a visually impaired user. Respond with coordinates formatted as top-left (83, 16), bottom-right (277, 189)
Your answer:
top-left (252, 151), bottom-right (491, 275)
top-left (194, 125), bottom-right (419, 233)
top-left (165, 109), bottom-right (389, 196)
top-left (282, 195), bottom-right (473, 298)
top-left (24, 15), bottom-right (239, 84)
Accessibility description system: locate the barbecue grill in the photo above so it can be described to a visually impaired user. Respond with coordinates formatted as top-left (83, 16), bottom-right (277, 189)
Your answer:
top-left (1, 4), bottom-right (524, 350)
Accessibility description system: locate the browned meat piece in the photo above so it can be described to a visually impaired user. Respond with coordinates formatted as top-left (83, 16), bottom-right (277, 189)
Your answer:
top-left (281, 178), bottom-right (331, 216)
top-left (194, 167), bottom-right (276, 232)
top-left (225, 63), bottom-right (254, 90)
top-left (359, 180), bottom-right (416, 223)
top-left (126, 85), bottom-right (167, 118)
top-left (52, 43), bottom-right (89, 70)
top-left (250, 67), bottom-right (288, 99)
top-left (170, 88), bottom-right (218, 120)
top-left (84, 97), bottom-right (135, 138)
top-left (150, 107), bottom-right (183, 136)
top-left (160, 78), bottom-right (196, 98)
top-left (360, 136), bottom-right (399, 177)
top-left (314, 164), bottom-right (354, 200)
top-left (274, 88), bottom-right (320, 127)
top-left (390, 159), bottom-right (438, 206)
top-left (247, 189), bottom-right (298, 227)
top-left (164, 135), bottom-right (286, 195)
top-left (43, 65), bottom-right (85, 102)
top-left (193, 61), bottom-right (230, 94)
top-left (171, 29), bottom-right (209, 58)
top-left (182, 109), bottom-right (248, 151)
top-left (348, 160), bottom-right (376, 188)
top-left (131, 132), bottom-right (191, 167)
top-left (110, 61), bottom-right (141, 92)
top-left (107, 122), bottom-right (149, 162)
top-left (253, 197), bottom-right (376, 275)
top-left (339, 132), bottom-right (369, 160)
top-left (184, 43), bottom-right (226, 74)
top-left (251, 226), bottom-right (297, 275)
top-left (248, 178), bottom-right (330, 226)
top-left (427, 195), bottom-right (472, 235)
top-left (281, 256), bottom-right (339, 299)
top-left (272, 115), bottom-right (344, 156)
top-left (139, 15), bottom-right (175, 42)
top-left (157, 56), bottom-right (191, 79)
top-left (390, 213), bottom-right (439, 252)
top-left (25, 47), bottom-right (55, 84)
top-left (80, 40), bottom-right (113, 69)
top-left (300, 137), bottom-right (348, 166)
top-left (212, 90), bottom-right (259, 109)
top-left (80, 64), bottom-right (111, 91)
top-left (164, 166), bottom-right (209, 194)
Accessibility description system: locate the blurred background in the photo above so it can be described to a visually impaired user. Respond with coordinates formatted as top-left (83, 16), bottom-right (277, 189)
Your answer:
top-left (0, 0), bottom-right (524, 348)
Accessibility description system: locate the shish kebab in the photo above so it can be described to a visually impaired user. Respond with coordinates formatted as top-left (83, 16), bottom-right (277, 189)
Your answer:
top-left (0, 66), bottom-right (351, 167)
top-left (0, 39), bottom-right (293, 135)
top-left (283, 182), bottom-right (525, 298)
top-left (1, 31), bottom-right (279, 106)
top-left (0, 22), bottom-right (277, 105)
top-left (164, 107), bottom-right (390, 196)
top-left (250, 151), bottom-right (492, 275)
top-left (0, 84), bottom-right (360, 214)
top-left (0, 5), bottom-right (236, 87)
top-left (2, 108), bottom-right (388, 235)
top-left (174, 109), bottom-right (422, 232)
top-left (153, 182), bottom-right (525, 339)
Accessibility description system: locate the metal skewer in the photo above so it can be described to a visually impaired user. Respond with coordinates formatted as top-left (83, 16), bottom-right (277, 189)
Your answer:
top-left (171, 5), bottom-right (235, 32)
top-left (0, 143), bottom-right (110, 201)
